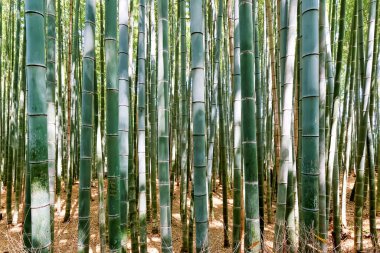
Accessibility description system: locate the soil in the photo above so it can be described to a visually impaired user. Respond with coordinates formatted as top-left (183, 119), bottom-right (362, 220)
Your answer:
top-left (0, 175), bottom-right (378, 252)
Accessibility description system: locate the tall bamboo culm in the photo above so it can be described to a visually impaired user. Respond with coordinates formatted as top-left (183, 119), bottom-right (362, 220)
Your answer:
top-left (157, 0), bottom-right (173, 251)
top-left (137, 0), bottom-right (147, 250)
top-left (274, 0), bottom-right (298, 251)
top-left (119, 0), bottom-right (130, 251)
top-left (300, 0), bottom-right (319, 249)
top-left (239, 0), bottom-right (261, 251)
top-left (25, 0), bottom-right (52, 251)
top-left (190, 0), bottom-right (209, 251)
top-left (105, 0), bottom-right (121, 250)
top-left (179, 0), bottom-right (189, 249)
top-left (78, 0), bottom-right (96, 251)
top-left (232, 0), bottom-right (242, 250)
top-left (46, 0), bottom-right (56, 243)
top-left (354, 0), bottom-right (377, 251)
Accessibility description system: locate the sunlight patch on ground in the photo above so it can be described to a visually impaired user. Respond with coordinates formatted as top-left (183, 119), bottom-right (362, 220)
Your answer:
top-left (59, 239), bottom-right (68, 244)
top-left (150, 236), bottom-right (161, 243)
top-left (210, 219), bottom-right (224, 229)
top-left (147, 247), bottom-right (160, 253)
top-left (8, 224), bottom-right (22, 233)
top-left (212, 196), bottom-right (223, 205)
top-left (264, 241), bottom-right (274, 251)
top-left (0, 178), bottom-right (378, 252)
top-left (172, 213), bottom-right (181, 220)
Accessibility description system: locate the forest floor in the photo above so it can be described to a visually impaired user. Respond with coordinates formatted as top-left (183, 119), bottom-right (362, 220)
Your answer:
top-left (0, 174), bottom-right (379, 252)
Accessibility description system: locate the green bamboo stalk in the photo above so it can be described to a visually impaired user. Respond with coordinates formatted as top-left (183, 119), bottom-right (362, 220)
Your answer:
top-left (73, 0), bottom-right (80, 181)
top-left (340, 2), bottom-right (358, 228)
top-left (326, 0), bottom-right (346, 250)
top-left (367, 43), bottom-right (379, 243)
top-left (10, 0), bottom-right (21, 227)
top-left (145, 0), bottom-right (152, 222)
top-left (119, 0), bottom-right (130, 250)
top-left (3, 6), bottom-right (10, 201)
top-left (329, 0), bottom-right (337, 56)
top-left (24, 154), bottom-right (32, 250)
top-left (218, 39), bottom-right (230, 249)
top-left (3, 5), bottom-right (9, 215)
top-left (297, 0), bottom-right (303, 229)
top-left (275, 0), bottom-right (281, 126)
top-left (4, 6), bottom-right (13, 197)
top-left (92, 25), bottom-right (103, 253)
top-left (130, 40), bottom-right (139, 253)
top-left (300, 0), bottom-right (319, 247)
top-left (77, 0), bottom-right (95, 251)
top-left (325, 3), bottom-right (334, 167)
top-left (93, 58), bottom-right (98, 183)
top-left (100, 0), bottom-right (106, 164)
top-left (137, 0), bottom-right (147, 250)
top-left (56, 0), bottom-right (63, 212)
top-left (129, 78), bottom-right (139, 253)
top-left (170, 3), bottom-right (180, 210)
top-left (370, 0), bottom-right (380, 216)
top-left (105, 0), bottom-right (121, 250)
top-left (25, 0), bottom-right (51, 250)
top-left (240, 0), bottom-right (261, 251)
top-left (227, 0), bottom-right (234, 91)
top-left (179, 0), bottom-right (188, 249)
top-left (265, 7), bottom-right (274, 223)
top-left (189, 181), bottom-right (194, 253)
top-left (63, 0), bottom-right (75, 223)
top-left (338, 4), bottom-right (357, 185)
top-left (342, 94), bottom-right (354, 227)
top-left (6, 1), bottom-right (16, 226)
top-left (232, 0), bottom-right (242, 250)
top-left (367, 4), bottom-right (379, 244)
top-left (149, 0), bottom-right (158, 234)
top-left (265, 0), bottom-right (281, 184)
top-left (46, 0), bottom-right (56, 243)
top-left (16, 24), bottom-right (26, 234)
top-left (186, 82), bottom-right (193, 253)
top-left (125, 3), bottom-right (137, 249)
top-left (207, 0), bottom-right (223, 220)
top-left (274, 0), bottom-right (298, 250)
top-left (279, 0), bottom-right (288, 110)
top-left (220, 2), bottom-right (230, 249)
top-left (157, 0), bottom-right (173, 250)
top-left (352, 33), bottom-right (360, 182)
top-left (354, 0), bottom-right (377, 251)
top-left (22, 27), bottom-right (31, 252)
top-left (318, 0), bottom-right (327, 251)
top-left (95, 22), bottom-right (106, 250)
top-left (342, 2), bottom-right (357, 226)
top-left (190, 0), bottom-right (209, 250)
top-left (367, 122), bottom-right (378, 247)
top-left (94, 10), bottom-right (106, 247)
top-left (252, 1), bottom-right (265, 239)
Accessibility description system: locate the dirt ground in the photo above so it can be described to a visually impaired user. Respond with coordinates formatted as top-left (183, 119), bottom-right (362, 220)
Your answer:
top-left (0, 175), bottom-right (378, 252)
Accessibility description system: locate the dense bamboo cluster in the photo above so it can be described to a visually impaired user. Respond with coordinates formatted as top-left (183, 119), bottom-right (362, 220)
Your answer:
top-left (1, 0), bottom-right (380, 252)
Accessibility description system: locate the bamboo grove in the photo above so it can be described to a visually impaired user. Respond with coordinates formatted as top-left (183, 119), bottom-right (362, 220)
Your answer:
top-left (1, 0), bottom-right (380, 252)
